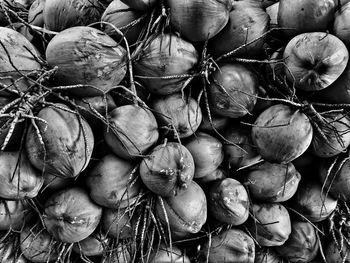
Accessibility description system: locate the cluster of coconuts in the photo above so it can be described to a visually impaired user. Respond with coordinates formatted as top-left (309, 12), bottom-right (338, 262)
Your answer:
top-left (1, 0), bottom-right (350, 262)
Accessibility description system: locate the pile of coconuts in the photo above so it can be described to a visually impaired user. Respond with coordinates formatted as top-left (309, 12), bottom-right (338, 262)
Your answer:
top-left (2, 0), bottom-right (350, 262)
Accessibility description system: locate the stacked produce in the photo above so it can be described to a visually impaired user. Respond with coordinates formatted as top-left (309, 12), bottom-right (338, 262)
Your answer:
top-left (2, 0), bottom-right (350, 262)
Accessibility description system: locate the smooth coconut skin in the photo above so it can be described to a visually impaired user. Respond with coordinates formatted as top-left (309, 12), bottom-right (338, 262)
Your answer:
top-left (196, 168), bottom-right (226, 186)
top-left (245, 162), bottom-right (301, 203)
top-left (0, 200), bottom-right (31, 230)
top-left (311, 112), bottom-right (350, 157)
top-left (43, 0), bottom-right (103, 31)
top-left (198, 113), bottom-right (229, 134)
top-left (102, 207), bottom-right (134, 239)
top-left (277, 221), bottom-right (319, 263)
top-left (122, 0), bottom-right (158, 11)
top-left (266, 2), bottom-right (278, 28)
top-left (316, 61), bottom-right (350, 103)
top-left (0, 27), bottom-right (41, 95)
top-left (200, 228), bottom-right (255, 263)
top-left (208, 63), bottom-right (259, 118)
top-left (151, 93), bottom-right (203, 139)
top-left (43, 187), bottom-right (102, 243)
top-left (244, 0), bottom-right (276, 9)
top-left (251, 104), bottom-right (313, 164)
top-left (334, 2), bottom-right (350, 47)
top-left (104, 104), bottom-right (159, 160)
top-left (184, 132), bottom-right (224, 178)
top-left (278, 0), bottom-right (335, 39)
top-left (166, 0), bottom-right (232, 42)
top-left (319, 157), bottom-right (350, 201)
top-left (86, 154), bottom-right (140, 208)
top-left (72, 232), bottom-right (109, 257)
top-left (208, 178), bottom-right (249, 225)
top-left (42, 173), bottom-right (74, 191)
top-left (209, 0), bottom-right (269, 58)
top-left (25, 103), bottom-right (94, 179)
top-left (223, 124), bottom-right (261, 170)
top-left (291, 181), bottom-right (337, 222)
top-left (20, 224), bottom-right (59, 263)
top-left (248, 203), bottom-right (291, 247)
top-left (134, 33), bottom-right (198, 95)
top-left (28, 0), bottom-right (45, 26)
top-left (0, 151), bottom-right (43, 200)
top-left (46, 26), bottom-right (127, 97)
top-left (140, 142), bottom-right (195, 197)
top-left (283, 32), bottom-right (349, 91)
top-left (254, 247), bottom-right (283, 263)
top-left (148, 245), bottom-right (191, 263)
top-left (102, 0), bottom-right (145, 45)
top-left (155, 181), bottom-right (207, 239)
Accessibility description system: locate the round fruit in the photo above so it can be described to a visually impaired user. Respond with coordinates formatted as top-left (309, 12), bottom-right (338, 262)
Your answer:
top-left (283, 32), bottom-right (348, 91)
top-left (208, 63), bottom-right (259, 118)
top-left (43, 187), bottom-right (102, 243)
top-left (251, 104), bottom-right (313, 163)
